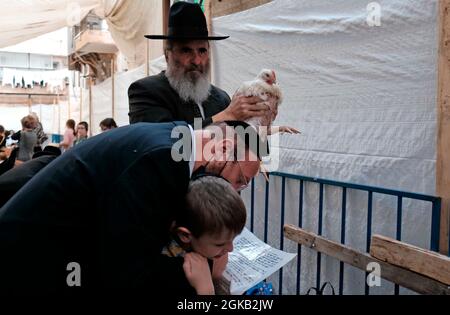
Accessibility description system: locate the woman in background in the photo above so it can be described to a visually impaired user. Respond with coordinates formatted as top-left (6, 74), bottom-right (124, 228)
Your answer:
top-left (59, 119), bottom-right (76, 151)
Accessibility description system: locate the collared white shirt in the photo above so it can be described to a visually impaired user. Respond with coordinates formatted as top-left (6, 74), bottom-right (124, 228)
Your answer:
top-left (188, 124), bottom-right (196, 177)
top-left (196, 103), bottom-right (205, 119)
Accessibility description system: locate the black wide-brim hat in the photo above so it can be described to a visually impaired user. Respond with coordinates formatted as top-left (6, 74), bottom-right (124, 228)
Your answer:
top-left (145, 2), bottom-right (229, 41)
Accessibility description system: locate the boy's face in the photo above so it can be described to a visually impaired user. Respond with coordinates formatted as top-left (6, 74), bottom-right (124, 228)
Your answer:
top-left (188, 230), bottom-right (236, 259)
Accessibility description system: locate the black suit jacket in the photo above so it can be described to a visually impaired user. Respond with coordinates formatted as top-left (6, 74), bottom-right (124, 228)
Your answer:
top-left (0, 122), bottom-right (194, 293)
top-left (128, 71), bottom-right (231, 128)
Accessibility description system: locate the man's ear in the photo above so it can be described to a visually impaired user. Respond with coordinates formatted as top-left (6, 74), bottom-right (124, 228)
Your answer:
top-left (164, 49), bottom-right (169, 62)
top-left (176, 227), bottom-right (193, 244)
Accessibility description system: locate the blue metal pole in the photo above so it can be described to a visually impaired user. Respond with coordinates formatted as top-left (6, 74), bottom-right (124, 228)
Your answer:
top-left (279, 177), bottom-right (286, 295)
top-left (250, 178), bottom-right (255, 233)
top-left (430, 198), bottom-right (441, 252)
top-left (264, 178), bottom-right (270, 243)
top-left (297, 180), bottom-right (304, 295)
top-left (365, 191), bottom-right (373, 296)
top-left (316, 183), bottom-right (324, 289)
top-left (394, 196), bottom-right (403, 295)
top-left (339, 187), bottom-right (347, 295)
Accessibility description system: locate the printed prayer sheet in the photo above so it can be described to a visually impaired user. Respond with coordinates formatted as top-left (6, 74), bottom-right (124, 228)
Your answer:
top-left (216, 228), bottom-right (297, 295)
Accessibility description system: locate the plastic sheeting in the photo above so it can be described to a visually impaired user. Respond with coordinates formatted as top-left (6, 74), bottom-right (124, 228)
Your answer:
top-left (94, 0), bottom-right (163, 64)
top-left (0, 0), bottom-right (161, 64)
top-left (1, 0), bottom-right (98, 49)
top-left (215, 0), bottom-right (439, 295)
top-left (213, 0), bottom-right (438, 193)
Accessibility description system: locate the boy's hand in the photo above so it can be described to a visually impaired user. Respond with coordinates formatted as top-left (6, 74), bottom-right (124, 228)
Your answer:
top-left (183, 252), bottom-right (215, 295)
top-left (212, 253), bottom-right (229, 281)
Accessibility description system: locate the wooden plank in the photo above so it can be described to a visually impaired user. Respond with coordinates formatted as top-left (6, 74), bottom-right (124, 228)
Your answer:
top-left (437, 0), bottom-right (450, 255)
top-left (162, 0), bottom-right (170, 36)
top-left (370, 235), bottom-right (450, 285)
top-left (283, 224), bottom-right (450, 295)
top-left (211, 0), bottom-right (272, 18)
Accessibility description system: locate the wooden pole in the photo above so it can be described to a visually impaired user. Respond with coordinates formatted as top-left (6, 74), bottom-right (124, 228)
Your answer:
top-left (205, 0), bottom-right (214, 84)
top-left (58, 94), bottom-right (61, 135)
top-left (111, 55), bottom-right (115, 120)
top-left (88, 77), bottom-right (93, 137)
top-left (68, 82), bottom-right (71, 119)
top-left (163, 0), bottom-right (170, 36)
top-left (55, 96), bottom-right (60, 135)
top-left (27, 95), bottom-right (32, 113)
top-left (437, 0), bottom-right (450, 255)
top-left (79, 73), bottom-right (83, 124)
top-left (146, 40), bottom-right (150, 77)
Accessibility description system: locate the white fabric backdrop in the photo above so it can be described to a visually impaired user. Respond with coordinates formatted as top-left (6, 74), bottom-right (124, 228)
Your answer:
top-left (216, 0), bottom-right (439, 295)
top-left (0, 0), bottom-right (98, 49)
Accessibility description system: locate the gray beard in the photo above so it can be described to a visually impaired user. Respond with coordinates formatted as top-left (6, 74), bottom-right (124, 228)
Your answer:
top-left (166, 64), bottom-right (211, 105)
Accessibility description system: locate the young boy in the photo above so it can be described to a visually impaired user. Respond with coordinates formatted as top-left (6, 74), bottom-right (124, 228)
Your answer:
top-left (162, 175), bottom-right (247, 295)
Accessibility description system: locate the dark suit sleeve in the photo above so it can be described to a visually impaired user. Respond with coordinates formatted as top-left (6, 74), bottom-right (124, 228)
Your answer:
top-left (98, 148), bottom-right (191, 289)
top-left (135, 255), bottom-right (196, 295)
top-left (128, 80), bottom-right (175, 124)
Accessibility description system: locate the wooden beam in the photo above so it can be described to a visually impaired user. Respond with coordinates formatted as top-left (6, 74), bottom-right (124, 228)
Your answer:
top-left (27, 95), bottom-right (31, 113)
top-left (88, 77), bottom-right (92, 137)
top-left (370, 235), bottom-right (450, 285)
top-left (163, 0), bottom-right (170, 36)
top-left (204, 0), bottom-right (214, 83)
top-left (211, 0), bottom-right (272, 18)
top-left (68, 84), bottom-right (71, 119)
top-left (284, 224), bottom-right (450, 295)
top-left (111, 55), bottom-right (115, 120)
top-left (56, 96), bottom-right (60, 135)
top-left (437, 0), bottom-right (450, 255)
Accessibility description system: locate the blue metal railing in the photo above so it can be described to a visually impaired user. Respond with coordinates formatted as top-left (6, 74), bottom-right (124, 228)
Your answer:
top-left (246, 171), bottom-right (442, 295)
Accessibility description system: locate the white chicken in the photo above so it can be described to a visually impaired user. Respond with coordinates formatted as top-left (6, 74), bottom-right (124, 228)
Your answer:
top-left (235, 69), bottom-right (282, 131)
top-left (235, 69), bottom-right (299, 137)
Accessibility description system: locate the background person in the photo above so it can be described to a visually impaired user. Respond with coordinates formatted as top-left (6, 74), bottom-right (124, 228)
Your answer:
top-left (99, 118), bottom-right (118, 132)
top-left (59, 119), bottom-right (76, 151)
top-left (73, 122), bottom-right (89, 146)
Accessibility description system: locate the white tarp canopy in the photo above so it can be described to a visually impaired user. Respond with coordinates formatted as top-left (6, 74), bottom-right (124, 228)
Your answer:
top-left (0, 0), bottom-right (156, 61)
top-left (213, 0), bottom-right (437, 194)
top-left (1, 0), bottom-right (98, 49)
